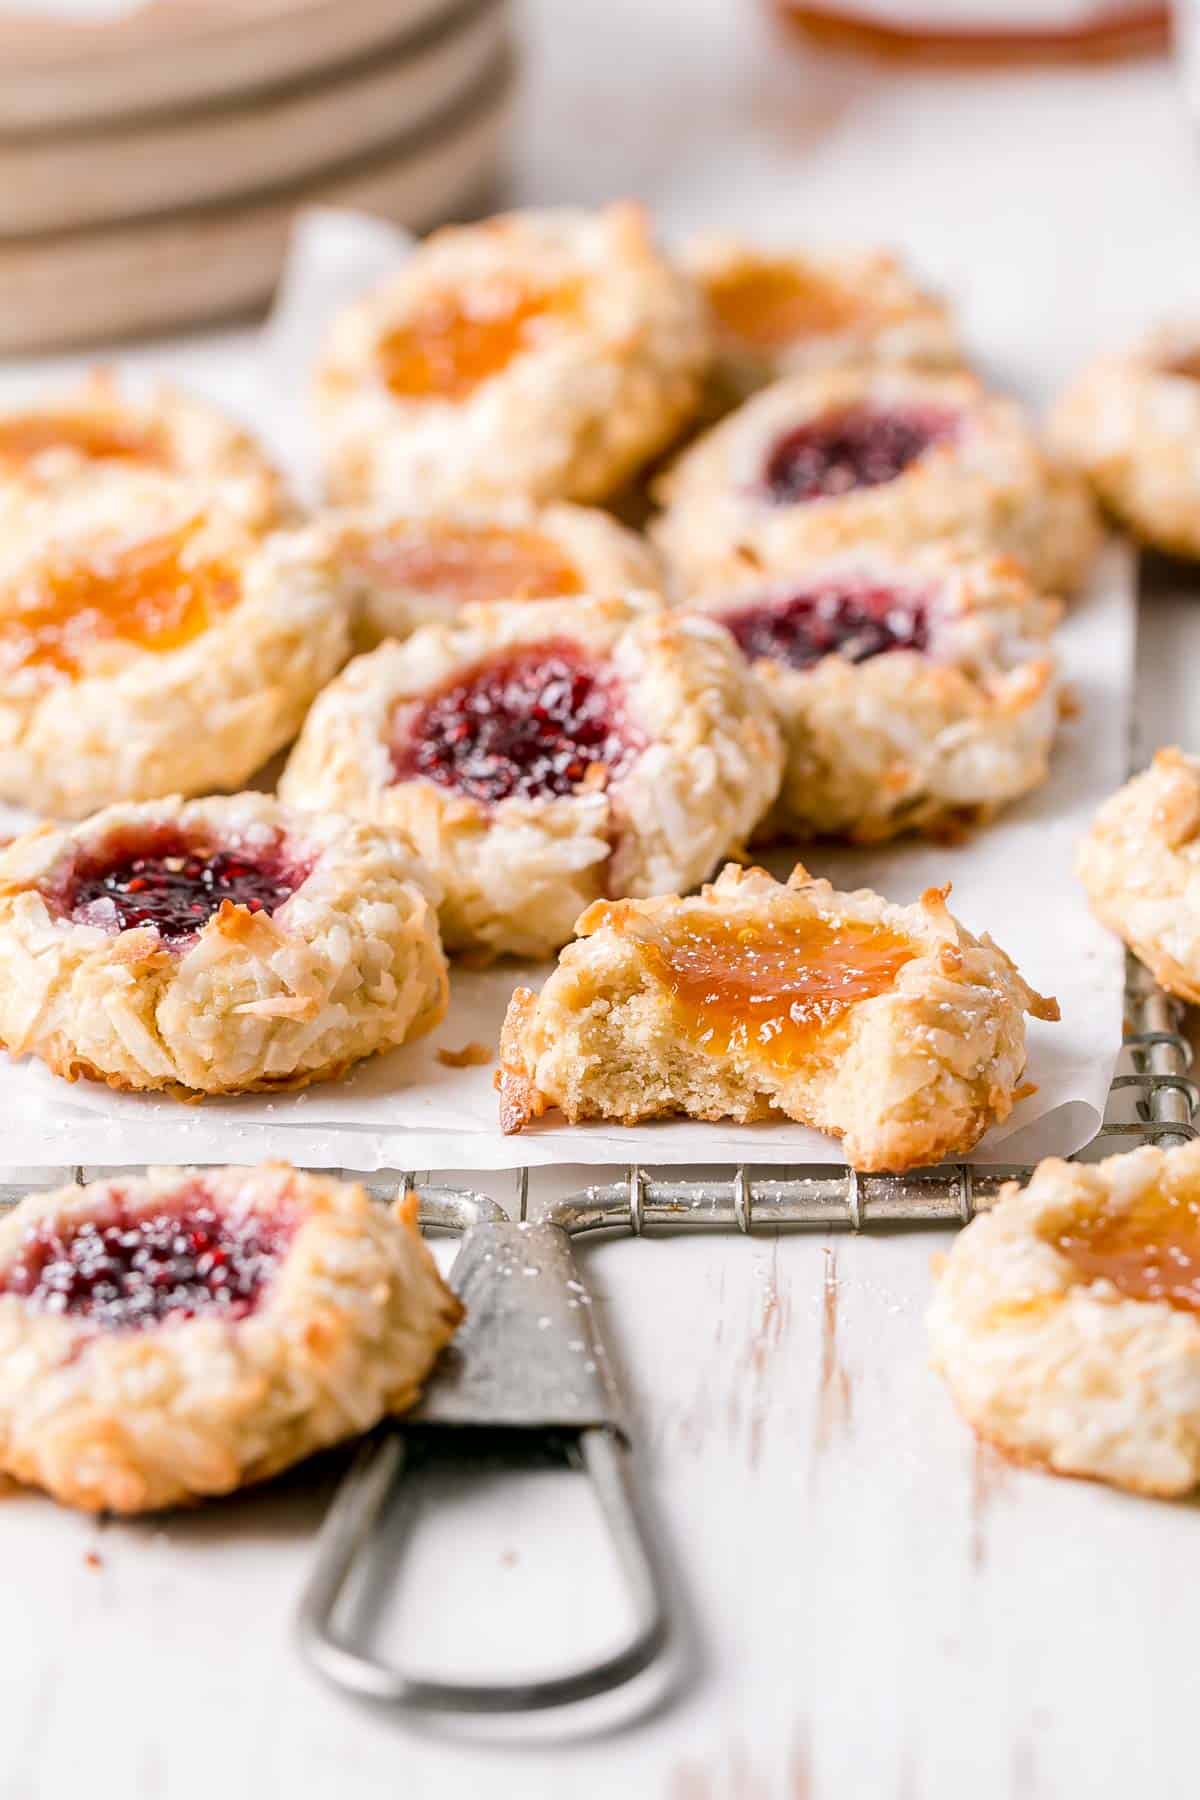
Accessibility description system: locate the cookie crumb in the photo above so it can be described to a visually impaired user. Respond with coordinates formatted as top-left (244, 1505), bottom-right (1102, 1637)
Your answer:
top-left (84, 1550), bottom-right (103, 1570)
top-left (437, 1041), bottom-right (494, 1070)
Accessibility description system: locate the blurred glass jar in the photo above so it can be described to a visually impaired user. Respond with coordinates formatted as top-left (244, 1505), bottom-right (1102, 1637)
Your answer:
top-left (774, 1), bottom-right (1168, 58)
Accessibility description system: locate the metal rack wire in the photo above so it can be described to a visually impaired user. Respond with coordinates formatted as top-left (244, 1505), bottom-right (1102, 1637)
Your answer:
top-left (296, 949), bottom-right (1197, 1717)
top-left (4, 954), bottom-right (1192, 1720)
top-left (7, 953), bottom-right (1193, 1228)
top-left (520, 951), bottom-right (1198, 1237)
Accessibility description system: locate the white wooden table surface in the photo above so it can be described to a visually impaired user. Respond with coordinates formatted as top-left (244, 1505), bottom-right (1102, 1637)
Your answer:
top-left (5, 6), bottom-right (1200, 1796)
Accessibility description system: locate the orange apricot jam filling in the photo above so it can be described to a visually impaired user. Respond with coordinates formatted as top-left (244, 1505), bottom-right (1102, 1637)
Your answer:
top-left (706, 260), bottom-right (859, 350)
top-left (1046, 1185), bottom-right (1200, 1313)
top-left (0, 523), bottom-right (239, 683)
top-left (640, 910), bottom-right (917, 1071)
top-left (378, 279), bottom-right (583, 401)
top-left (350, 520), bottom-right (584, 606)
top-left (0, 411), bottom-right (166, 471)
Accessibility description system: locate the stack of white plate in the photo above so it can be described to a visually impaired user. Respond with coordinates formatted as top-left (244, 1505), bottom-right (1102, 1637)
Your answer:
top-left (0, 0), bottom-right (515, 352)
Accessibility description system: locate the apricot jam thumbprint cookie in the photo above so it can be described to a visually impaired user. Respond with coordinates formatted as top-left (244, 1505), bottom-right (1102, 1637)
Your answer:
top-left (687, 237), bottom-right (960, 401)
top-left (498, 862), bottom-right (1057, 1172)
top-left (315, 204), bottom-right (711, 510)
top-left (0, 472), bottom-right (350, 817)
top-left (0, 370), bottom-right (287, 532)
top-left (930, 1141), bottom-right (1200, 1497)
top-left (0, 1164), bottom-right (461, 1512)
top-left (329, 499), bottom-right (661, 650)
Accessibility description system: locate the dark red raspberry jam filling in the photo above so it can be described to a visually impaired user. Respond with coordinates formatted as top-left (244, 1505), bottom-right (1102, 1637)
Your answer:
top-left (761, 405), bottom-right (957, 505)
top-left (63, 830), bottom-right (310, 943)
top-left (392, 641), bottom-right (643, 804)
top-left (0, 1183), bottom-right (295, 1329)
top-left (719, 578), bottom-right (929, 670)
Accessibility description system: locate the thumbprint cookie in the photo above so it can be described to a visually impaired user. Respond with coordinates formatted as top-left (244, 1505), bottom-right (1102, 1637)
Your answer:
top-left (497, 862), bottom-right (1057, 1171)
top-left (929, 1141), bottom-right (1200, 1497)
top-left (330, 499), bottom-right (661, 650)
top-left (0, 1165), bottom-right (461, 1513)
top-left (690, 544), bottom-right (1061, 841)
top-left (280, 593), bottom-right (782, 960)
top-left (1048, 324), bottom-right (1200, 558)
top-left (1078, 748), bottom-right (1200, 1001)
top-left (687, 237), bottom-right (960, 401)
top-left (0, 793), bottom-right (447, 1095)
top-left (653, 366), bottom-right (1100, 597)
top-left (315, 203), bottom-right (711, 510)
top-left (0, 369), bottom-right (287, 532)
top-left (0, 471), bottom-right (351, 817)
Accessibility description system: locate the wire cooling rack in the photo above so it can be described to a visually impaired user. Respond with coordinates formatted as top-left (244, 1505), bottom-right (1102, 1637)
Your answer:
top-left (395, 948), bottom-right (1197, 1235)
top-left (292, 949), bottom-right (1198, 1718)
top-left (4, 953), bottom-right (1191, 1721)
top-left (5, 951), bottom-right (1191, 1224)
top-left (533, 950), bottom-right (1197, 1236)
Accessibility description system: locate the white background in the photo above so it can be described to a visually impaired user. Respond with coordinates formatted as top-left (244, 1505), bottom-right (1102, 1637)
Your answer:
top-left (4, 5), bottom-right (1200, 1798)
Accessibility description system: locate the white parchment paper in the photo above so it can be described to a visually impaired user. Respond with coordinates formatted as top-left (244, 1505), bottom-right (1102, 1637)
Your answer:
top-left (3, 211), bottom-right (1132, 1170)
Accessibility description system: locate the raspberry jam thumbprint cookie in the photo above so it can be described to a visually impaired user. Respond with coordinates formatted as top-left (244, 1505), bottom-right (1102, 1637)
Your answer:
top-left (690, 543), bottom-right (1062, 841)
top-left (329, 499), bottom-right (661, 650)
top-left (0, 370), bottom-right (287, 532)
top-left (0, 793), bottom-right (447, 1094)
top-left (653, 366), bottom-right (1099, 598)
top-left (498, 862), bottom-right (1057, 1171)
top-left (930, 1141), bottom-right (1200, 1497)
top-left (0, 471), bottom-right (350, 817)
top-left (315, 204), bottom-right (711, 510)
top-left (0, 1164), bottom-right (461, 1512)
top-left (280, 593), bottom-right (782, 959)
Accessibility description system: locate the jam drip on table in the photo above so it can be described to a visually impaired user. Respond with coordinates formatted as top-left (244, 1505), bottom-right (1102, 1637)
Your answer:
top-left (0, 523), bottom-right (238, 683)
top-left (1047, 1187), bottom-right (1200, 1314)
top-left (393, 642), bottom-right (642, 804)
top-left (719, 577), bottom-right (929, 671)
top-left (0, 1182), bottom-right (294, 1329)
top-left (0, 411), bottom-right (165, 470)
top-left (762, 405), bottom-right (956, 505)
top-left (352, 520), bottom-right (583, 607)
top-left (707, 259), bottom-right (855, 350)
top-left (642, 911), bottom-right (916, 1072)
top-left (378, 279), bottom-right (581, 402)
top-left (65, 832), bottom-right (308, 943)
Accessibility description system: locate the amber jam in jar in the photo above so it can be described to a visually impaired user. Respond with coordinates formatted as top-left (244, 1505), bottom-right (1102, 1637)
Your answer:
top-left (378, 279), bottom-right (583, 402)
top-left (0, 411), bottom-right (166, 471)
top-left (350, 519), bottom-right (584, 607)
top-left (0, 523), bottom-right (238, 683)
top-left (773, 4), bottom-right (1166, 63)
top-left (638, 911), bottom-right (916, 1071)
top-left (1046, 1185), bottom-right (1200, 1314)
top-left (707, 259), bottom-right (858, 351)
